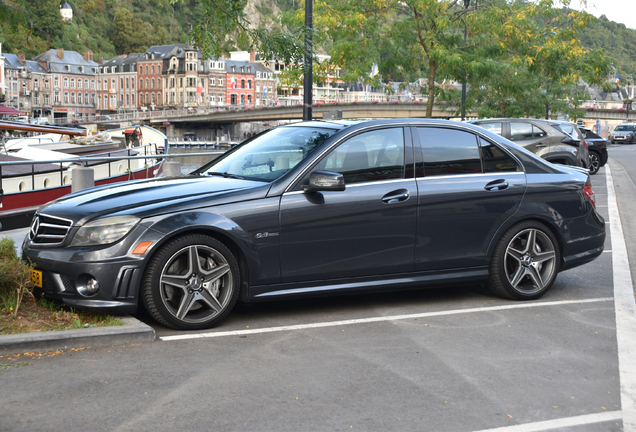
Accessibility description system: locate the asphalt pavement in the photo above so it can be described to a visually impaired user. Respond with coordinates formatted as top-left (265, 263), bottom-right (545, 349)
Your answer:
top-left (1, 149), bottom-right (636, 432)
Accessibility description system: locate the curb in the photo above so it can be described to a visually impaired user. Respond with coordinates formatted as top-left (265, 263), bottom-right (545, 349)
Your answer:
top-left (0, 315), bottom-right (156, 354)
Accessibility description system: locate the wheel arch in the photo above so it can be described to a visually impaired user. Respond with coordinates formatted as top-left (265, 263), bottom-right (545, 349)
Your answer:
top-left (139, 215), bottom-right (256, 301)
top-left (486, 216), bottom-right (566, 270)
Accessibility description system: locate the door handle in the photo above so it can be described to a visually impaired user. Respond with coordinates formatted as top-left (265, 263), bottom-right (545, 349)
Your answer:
top-left (485, 180), bottom-right (509, 191)
top-left (382, 189), bottom-right (410, 204)
top-left (535, 143), bottom-right (546, 148)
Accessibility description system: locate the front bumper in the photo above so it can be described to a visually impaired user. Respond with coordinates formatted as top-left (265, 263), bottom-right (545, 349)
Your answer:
top-left (23, 224), bottom-right (154, 314)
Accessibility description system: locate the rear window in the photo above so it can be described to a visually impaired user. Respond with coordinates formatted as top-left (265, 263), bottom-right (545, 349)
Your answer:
top-left (510, 123), bottom-right (547, 141)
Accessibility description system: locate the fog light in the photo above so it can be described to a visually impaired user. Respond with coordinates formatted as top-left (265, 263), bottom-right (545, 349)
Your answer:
top-left (87, 278), bottom-right (100, 293)
top-left (77, 275), bottom-right (100, 297)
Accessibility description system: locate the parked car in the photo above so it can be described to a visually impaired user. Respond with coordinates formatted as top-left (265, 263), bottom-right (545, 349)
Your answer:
top-left (31, 117), bottom-right (50, 125)
top-left (16, 115), bottom-right (29, 123)
top-left (471, 118), bottom-right (587, 168)
top-left (578, 126), bottom-right (609, 175)
top-left (547, 120), bottom-right (590, 171)
top-left (22, 119), bottom-right (606, 330)
top-left (610, 123), bottom-right (636, 144)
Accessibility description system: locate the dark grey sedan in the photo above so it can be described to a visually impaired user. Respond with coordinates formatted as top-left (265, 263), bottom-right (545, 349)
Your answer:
top-left (23, 119), bottom-right (605, 330)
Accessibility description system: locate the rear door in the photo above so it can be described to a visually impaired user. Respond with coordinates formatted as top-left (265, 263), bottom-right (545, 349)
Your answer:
top-left (413, 126), bottom-right (526, 271)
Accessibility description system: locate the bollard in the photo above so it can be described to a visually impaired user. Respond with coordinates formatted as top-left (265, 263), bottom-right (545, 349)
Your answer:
top-left (163, 161), bottom-right (182, 177)
top-left (71, 167), bottom-right (94, 193)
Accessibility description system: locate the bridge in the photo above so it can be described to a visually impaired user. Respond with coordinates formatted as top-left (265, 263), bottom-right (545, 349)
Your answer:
top-left (74, 103), bottom-right (635, 139)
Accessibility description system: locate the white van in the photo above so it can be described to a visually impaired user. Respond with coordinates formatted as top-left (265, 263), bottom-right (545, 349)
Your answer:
top-left (32, 117), bottom-right (50, 125)
top-left (17, 116), bottom-right (29, 123)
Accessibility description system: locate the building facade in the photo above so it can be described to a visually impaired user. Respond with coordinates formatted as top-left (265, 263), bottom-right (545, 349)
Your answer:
top-left (32, 49), bottom-right (98, 120)
top-left (96, 53), bottom-right (141, 113)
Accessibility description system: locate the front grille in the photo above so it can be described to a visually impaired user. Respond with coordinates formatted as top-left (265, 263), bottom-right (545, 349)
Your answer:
top-left (29, 213), bottom-right (73, 245)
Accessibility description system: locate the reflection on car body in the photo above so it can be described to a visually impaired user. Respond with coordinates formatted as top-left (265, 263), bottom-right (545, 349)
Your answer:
top-left (22, 119), bottom-right (605, 330)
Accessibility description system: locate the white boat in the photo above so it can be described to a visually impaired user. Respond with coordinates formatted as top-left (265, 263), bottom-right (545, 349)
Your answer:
top-left (0, 122), bottom-right (166, 227)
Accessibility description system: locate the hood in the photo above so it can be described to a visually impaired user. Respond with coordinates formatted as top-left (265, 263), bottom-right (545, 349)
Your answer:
top-left (38, 175), bottom-right (270, 224)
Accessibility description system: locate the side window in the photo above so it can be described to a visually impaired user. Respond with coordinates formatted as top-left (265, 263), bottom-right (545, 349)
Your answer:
top-left (477, 122), bottom-right (502, 136)
top-left (320, 128), bottom-right (405, 184)
top-left (479, 138), bottom-right (518, 172)
top-left (510, 123), bottom-right (534, 141)
top-left (533, 125), bottom-right (547, 138)
top-left (417, 128), bottom-right (481, 176)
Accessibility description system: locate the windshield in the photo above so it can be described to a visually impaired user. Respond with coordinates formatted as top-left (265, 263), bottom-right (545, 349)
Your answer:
top-left (615, 125), bottom-right (636, 132)
top-left (193, 126), bottom-right (337, 182)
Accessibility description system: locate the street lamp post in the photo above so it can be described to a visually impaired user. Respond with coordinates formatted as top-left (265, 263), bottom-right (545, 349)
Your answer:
top-left (303, 0), bottom-right (313, 121)
top-left (460, 0), bottom-right (470, 121)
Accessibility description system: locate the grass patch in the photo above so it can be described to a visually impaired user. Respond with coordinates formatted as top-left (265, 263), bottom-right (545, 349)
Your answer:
top-left (0, 237), bottom-right (122, 335)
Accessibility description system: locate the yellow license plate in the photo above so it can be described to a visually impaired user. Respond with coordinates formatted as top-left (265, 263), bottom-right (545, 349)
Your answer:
top-left (31, 270), bottom-right (43, 288)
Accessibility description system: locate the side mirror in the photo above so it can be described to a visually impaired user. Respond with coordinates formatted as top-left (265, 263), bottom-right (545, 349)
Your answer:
top-left (302, 170), bottom-right (346, 193)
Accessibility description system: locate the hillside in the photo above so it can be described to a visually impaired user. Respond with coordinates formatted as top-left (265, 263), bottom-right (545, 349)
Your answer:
top-left (0, 0), bottom-right (634, 83)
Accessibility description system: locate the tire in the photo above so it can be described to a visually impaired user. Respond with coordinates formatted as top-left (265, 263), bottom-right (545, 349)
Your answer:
top-left (488, 221), bottom-right (560, 300)
top-left (141, 234), bottom-right (240, 330)
top-left (588, 152), bottom-right (601, 175)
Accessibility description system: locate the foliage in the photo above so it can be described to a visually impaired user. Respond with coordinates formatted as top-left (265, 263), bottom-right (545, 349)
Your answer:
top-left (0, 238), bottom-right (34, 317)
top-left (173, 0), bottom-right (307, 65)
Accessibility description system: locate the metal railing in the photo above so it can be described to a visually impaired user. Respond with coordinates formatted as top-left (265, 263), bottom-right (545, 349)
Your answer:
top-left (0, 142), bottom-right (169, 193)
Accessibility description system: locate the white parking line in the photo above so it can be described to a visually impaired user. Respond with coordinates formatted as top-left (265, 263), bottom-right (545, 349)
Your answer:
top-left (606, 165), bottom-right (636, 431)
top-left (161, 297), bottom-right (613, 341)
top-left (472, 411), bottom-right (622, 432)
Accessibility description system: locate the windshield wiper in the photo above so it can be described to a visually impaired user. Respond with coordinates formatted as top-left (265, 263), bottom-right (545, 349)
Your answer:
top-left (205, 171), bottom-right (245, 180)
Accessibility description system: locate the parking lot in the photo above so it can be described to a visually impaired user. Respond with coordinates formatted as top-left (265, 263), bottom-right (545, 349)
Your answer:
top-left (1, 157), bottom-right (635, 432)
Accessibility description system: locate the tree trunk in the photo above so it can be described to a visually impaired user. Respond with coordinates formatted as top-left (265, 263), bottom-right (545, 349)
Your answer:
top-left (426, 59), bottom-right (437, 118)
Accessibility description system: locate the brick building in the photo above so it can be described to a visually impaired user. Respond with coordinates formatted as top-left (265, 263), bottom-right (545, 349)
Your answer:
top-left (96, 53), bottom-right (142, 113)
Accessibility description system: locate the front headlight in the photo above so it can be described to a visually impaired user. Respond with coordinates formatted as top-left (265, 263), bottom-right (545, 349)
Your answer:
top-left (71, 215), bottom-right (140, 246)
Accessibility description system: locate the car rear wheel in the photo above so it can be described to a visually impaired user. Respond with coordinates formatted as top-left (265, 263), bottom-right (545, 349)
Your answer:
top-left (589, 152), bottom-right (601, 175)
top-left (488, 221), bottom-right (559, 300)
top-left (142, 234), bottom-right (240, 330)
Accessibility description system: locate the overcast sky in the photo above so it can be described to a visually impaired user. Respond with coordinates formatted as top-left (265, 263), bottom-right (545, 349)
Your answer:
top-left (569, 0), bottom-right (636, 30)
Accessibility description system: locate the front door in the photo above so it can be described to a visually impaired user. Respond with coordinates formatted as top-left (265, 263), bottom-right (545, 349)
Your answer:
top-left (279, 127), bottom-right (417, 283)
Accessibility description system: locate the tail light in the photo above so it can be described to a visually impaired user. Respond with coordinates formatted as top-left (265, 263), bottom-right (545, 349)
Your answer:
top-left (583, 177), bottom-right (596, 208)
top-left (561, 137), bottom-right (580, 146)
top-left (582, 139), bottom-right (589, 150)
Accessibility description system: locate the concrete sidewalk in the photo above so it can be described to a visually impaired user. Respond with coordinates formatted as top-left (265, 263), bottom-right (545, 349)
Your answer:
top-left (0, 227), bottom-right (156, 355)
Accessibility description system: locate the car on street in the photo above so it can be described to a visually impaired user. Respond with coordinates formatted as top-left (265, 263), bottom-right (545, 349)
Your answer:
top-left (547, 120), bottom-right (590, 171)
top-left (610, 123), bottom-right (636, 144)
top-left (578, 126), bottom-right (609, 175)
top-left (22, 119), bottom-right (606, 330)
top-left (470, 118), bottom-right (588, 168)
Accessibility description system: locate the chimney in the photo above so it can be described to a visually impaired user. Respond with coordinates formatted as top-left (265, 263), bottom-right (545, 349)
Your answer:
top-left (84, 50), bottom-right (93, 62)
top-left (17, 53), bottom-right (25, 65)
top-left (250, 50), bottom-right (256, 63)
top-left (57, 48), bottom-right (64, 60)
top-left (98, 57), bottom-right (104, 65)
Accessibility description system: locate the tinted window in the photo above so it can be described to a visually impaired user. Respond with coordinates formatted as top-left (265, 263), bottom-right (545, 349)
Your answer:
top-left (480, 138), bottom-right (518, 172)
top-left (320, 128), bottom-right (404, 184)
top-left (417, 128), bottom-right (481, 176)
top-left (510, 123), bottom-right (546, 140)
top-left (477, 122), bottom-right (503, 135)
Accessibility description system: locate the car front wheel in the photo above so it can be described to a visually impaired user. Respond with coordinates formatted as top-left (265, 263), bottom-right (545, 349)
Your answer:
top-left (488, 221), bottom-right (559, 300)
top-left (589, 152), bottom-right (601, 175)
top-left (142, 234), bottom-right (240, 330)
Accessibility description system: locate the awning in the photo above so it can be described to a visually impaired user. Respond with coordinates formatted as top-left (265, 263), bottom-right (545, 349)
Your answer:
top-left (0, 105), bottom-right (20, 115)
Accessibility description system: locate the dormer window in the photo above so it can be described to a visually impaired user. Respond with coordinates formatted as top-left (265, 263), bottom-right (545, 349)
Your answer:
top-left (65, 65), bottom-right (71, 71)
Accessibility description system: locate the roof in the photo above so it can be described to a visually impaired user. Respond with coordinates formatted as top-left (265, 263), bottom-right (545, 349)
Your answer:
top-left (33, 49), bottom-right (98, 76)
top-left (4, 54), bottom-right (24, 70)
top-left (60, 2), bottom-right (72, 9)
top-left (141, 44), bottom-right (199, 60)
top-left (225, 60), bottom-right (255, 75)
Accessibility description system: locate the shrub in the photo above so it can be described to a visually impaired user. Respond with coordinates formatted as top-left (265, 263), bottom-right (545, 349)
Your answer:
top-left (0, 238), bottom-right (34, 316)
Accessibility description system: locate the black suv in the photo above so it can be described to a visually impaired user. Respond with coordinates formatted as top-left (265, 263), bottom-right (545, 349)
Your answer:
top-left (471, 118), bottom-right (587, 169)
top-left (578, 126), bottom-right (609, 175)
